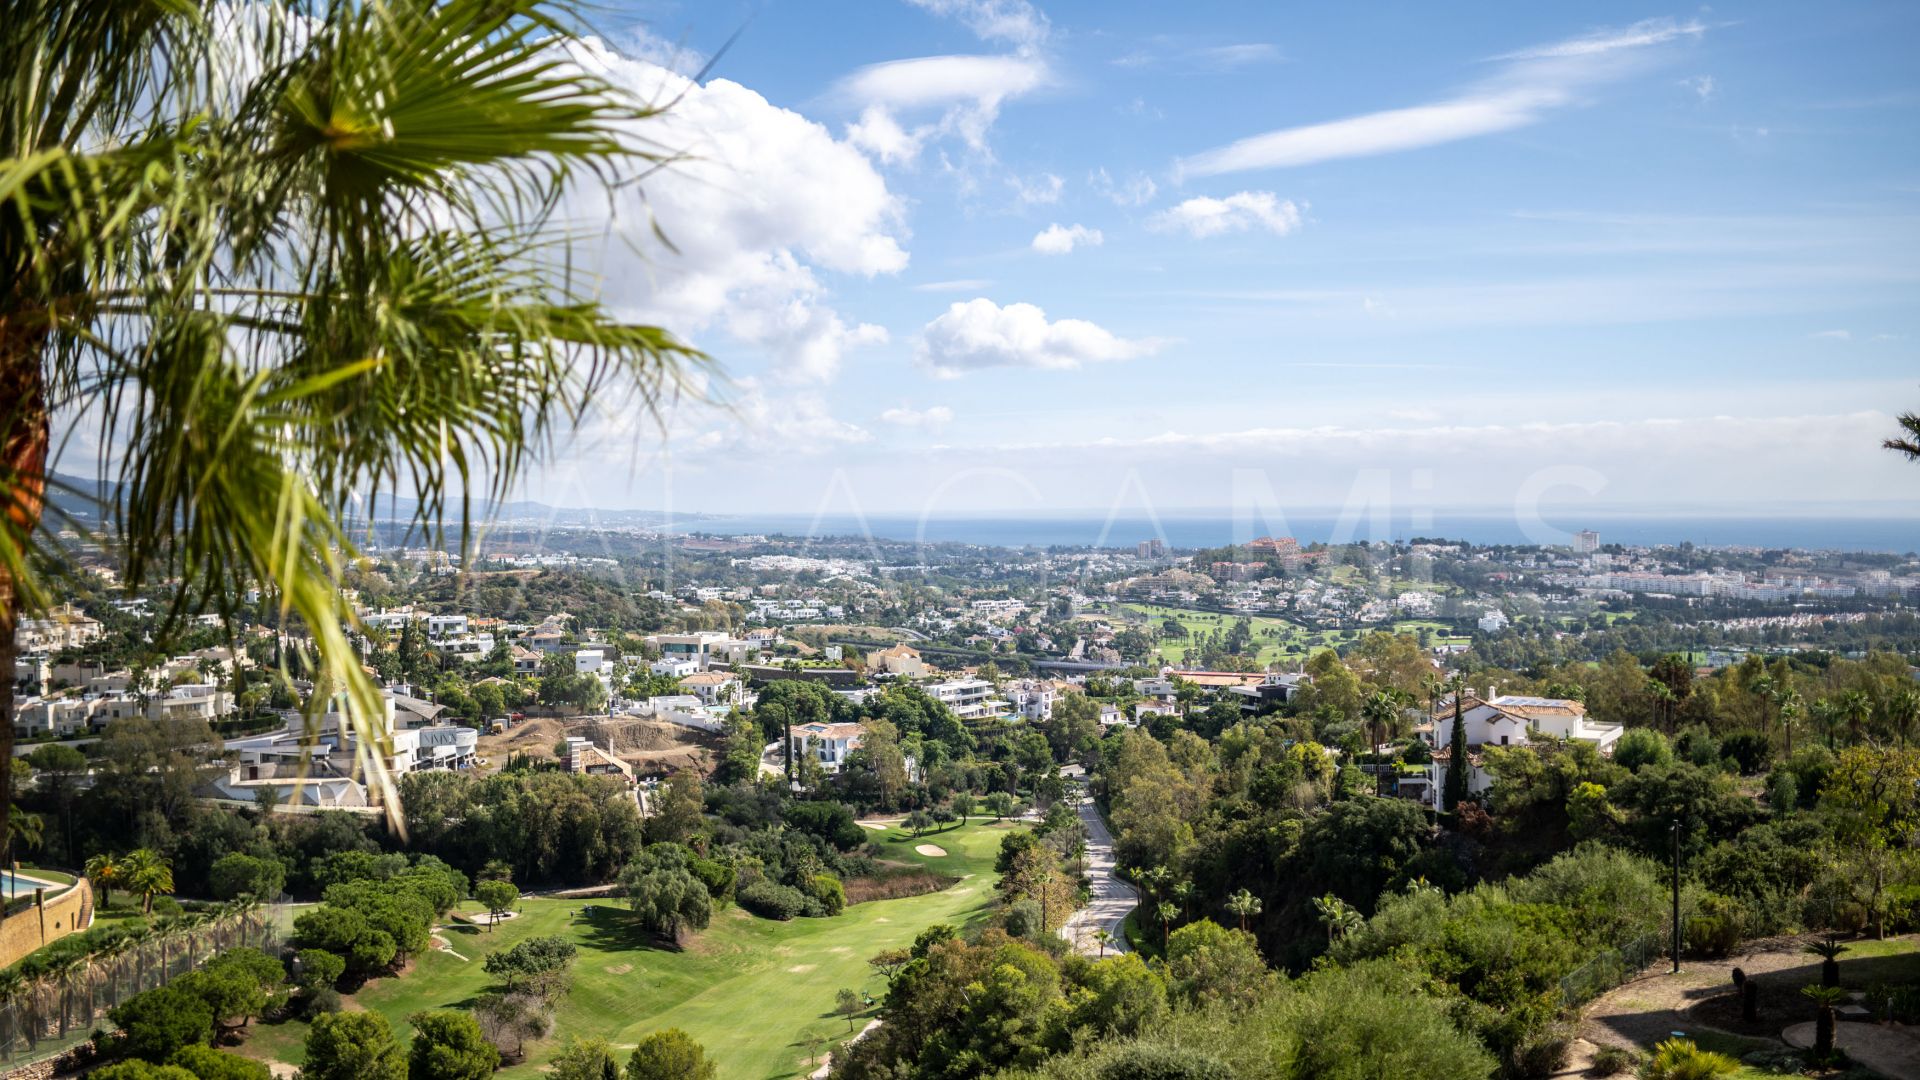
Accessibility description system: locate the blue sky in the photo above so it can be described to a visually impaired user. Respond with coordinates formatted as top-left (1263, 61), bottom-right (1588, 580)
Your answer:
top-left (531, 1), bottom-right (1920, 522)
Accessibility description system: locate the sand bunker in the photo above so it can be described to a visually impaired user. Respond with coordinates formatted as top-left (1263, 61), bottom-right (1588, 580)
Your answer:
top-left (786, 964), bottom-right (817, 973)
top-left (915, 844), bottom-right (948, 857)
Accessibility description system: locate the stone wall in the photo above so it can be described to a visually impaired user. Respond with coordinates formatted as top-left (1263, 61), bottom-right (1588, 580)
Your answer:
top-left (0, 879), bottom-right (93, 972)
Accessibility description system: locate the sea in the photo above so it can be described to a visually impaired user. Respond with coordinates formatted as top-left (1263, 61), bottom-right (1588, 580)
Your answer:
top-left (663, 511), bottom-right (1920, 555)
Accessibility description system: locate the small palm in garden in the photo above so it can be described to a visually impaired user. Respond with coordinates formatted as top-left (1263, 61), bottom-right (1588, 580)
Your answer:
top-left (1641, 1038), bottom-right (1739, 1080)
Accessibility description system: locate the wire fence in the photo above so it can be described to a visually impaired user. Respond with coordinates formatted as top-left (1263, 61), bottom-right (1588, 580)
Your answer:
top-left (1558, 931), bottom-right (1665, 1009)
top-left (0, 902), bottom-right (285, 1070)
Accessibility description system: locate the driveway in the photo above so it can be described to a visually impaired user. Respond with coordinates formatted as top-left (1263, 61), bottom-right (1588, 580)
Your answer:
top-left (1059, 795), bottom-right (1136, 956)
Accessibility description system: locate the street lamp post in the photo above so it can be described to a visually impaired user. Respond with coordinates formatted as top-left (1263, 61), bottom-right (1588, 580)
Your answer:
top-left (1670, 819), bottom-right (1682, 974)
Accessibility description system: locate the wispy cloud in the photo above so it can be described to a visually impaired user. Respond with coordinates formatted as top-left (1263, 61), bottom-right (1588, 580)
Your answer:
top-left (1681, 74), bottom-right (1717, 100)
top-left (911, 278), bottom-right (995, 293)
top-left (1198, 43), bottom-right (1281, 69)
top-left (1809, 329), bottom-right (1852, 341)
top-left (1031, 223), bottom-right (1103, 254)
top-left (1178, 17), bottom-right (1706, 176)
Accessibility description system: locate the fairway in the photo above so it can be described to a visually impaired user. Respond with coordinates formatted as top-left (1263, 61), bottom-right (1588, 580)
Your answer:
top-left (1120, 603), bottom-right (1310, 667)
top-left (241, 818), bottom-right (1022, 1079)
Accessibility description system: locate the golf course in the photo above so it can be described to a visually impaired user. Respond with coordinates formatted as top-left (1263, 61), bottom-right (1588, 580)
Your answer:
top-left (239, 818), bottom-right (1023, 1079)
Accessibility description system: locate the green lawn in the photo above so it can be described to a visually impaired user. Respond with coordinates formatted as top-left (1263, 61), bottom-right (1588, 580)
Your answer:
top-left (1120, 603), bottom-right (1310, 667)
top-left (242, 819), bottom-right (1022, 1079)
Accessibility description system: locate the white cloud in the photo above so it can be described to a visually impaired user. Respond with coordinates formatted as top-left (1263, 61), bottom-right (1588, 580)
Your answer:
top-left (836, 1), bottom-right (1052, 169)
top-left (1031, 223), bottom-right (1103, 254)
top-left (905, 0), bottom-right (1050, 50)
top-left (1179, 17), bottom-right (1706, 176)
top-left (880, 404), bottom-right (956, 429)
top-left (562, 42), bottom-right (905, 384)
top-left (1809, 329), bottom-right (1852, 341)
top-left (1682, 74), bottom-right (1717, 100)
top-left (687, 379), bottom-right (873, 454)
top-left (917, 299), bottom-right (1162, 377)
top-left (1151, 191), bottom-right (1303, 238)
top-left (1090, 168), bottom-right (1158, 206)
top-left (835, 54), bottom-right (1051, 162)
top-left (1010, 172), bottom-right (1064, 204)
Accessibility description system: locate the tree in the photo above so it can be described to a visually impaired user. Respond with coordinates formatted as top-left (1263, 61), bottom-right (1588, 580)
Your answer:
top-left (549, 1039), bottom-right (621, 1080)
top-left (1225, 888), bottom-right (1263, 933)
top-left (24, 743), bottom-right (85, 865)
top-left (622, 862), bottom-right (712, 945)
top-left (1442, 679), bottom-right (1470, 812)
top-left (122, 848), bottom-right (174, 914)
top-left (303, 1006), bottom-right (405, 1076)
top-left (482, 935), bottom-right (576, 1002)
top-left (1884, 410), bottom-right (1920, 461)
top-left (408, 1010), bottom-right (498, 1080)
top-left (208, 853), bottom-right (285, 902)
top-left (1801, 985), bottom-right (1848, 1057)
top-left (904, 810), bottom-right (934, 837)
top-left (950, 792), bottom-right (974, 825)
top-left (474, 880), bottom-right (519, 931)
top-left (985, 792), bottom-right (1016, 822)
top-left (836, 987), bottom-right (864, 1031)
top-left (109, 985), bottom-right (212, 1063)
top-left (646, 772), bottom-right (706, 847)
top-left (0, 0), bottom-right (703, 853)
top-left (85, 851), bottom-right (124, 908)
top-left (1803, 937), bottom-right (1848, 987)
top-left (295, 949), bottom-right (346, 995)
top-left (473, 991), bottom-right (553, 1062)
top-left (625, 1029), bottom-right (717, 1080)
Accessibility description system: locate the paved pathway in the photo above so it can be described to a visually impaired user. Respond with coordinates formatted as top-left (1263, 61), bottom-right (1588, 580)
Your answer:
top-left (1059, 795), bottom-right (1135, 956)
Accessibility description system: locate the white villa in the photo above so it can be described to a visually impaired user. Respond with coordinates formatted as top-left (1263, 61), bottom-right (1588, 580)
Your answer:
top-left (788, 721), bottom-right (867, 772)
top-left (212, 688), bottom-right (478, 808)
top-left (1426, 690), bottom-right (1623, 804)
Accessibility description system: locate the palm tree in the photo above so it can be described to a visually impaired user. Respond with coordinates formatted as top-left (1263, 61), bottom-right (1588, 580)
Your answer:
top-left (1884, 410), bottom-right (1920, 461)
top-left (1313, 893), bottom-right (1362, 947)
top-left (1225, 888), bottom-right (1263, 933)
top-left (1778, 691), bottom-right (1803, 756)
top-left (83, 852), bottom-right (122, 910)
top-left (1155, 901), bottom-right (1177, 949)
top-left (1092, 928), bottom-right (1112, 958)
top-left (0, 968), bottom-right (27, 1058)
top-left (0, 0), bottom-right (704, 845)
top-left (1839, 691), bottom-right (1873, 745)
top-left (1801, 984), bottom-right (1849, 1057)
top-left (120, 849), bottom-right (172, 915)
top-left (1172, 880), bottom-right (1195, 922)
top-left (1810, 698), bottom-right (1842, 750)
top-left (1804, 936), bottom-right (1848, 987)
top-left (1361, 691), bottom-right (1398, 760)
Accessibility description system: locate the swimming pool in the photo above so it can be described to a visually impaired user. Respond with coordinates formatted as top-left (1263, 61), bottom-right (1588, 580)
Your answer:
top-left (0, 873), bottom-right (62, 898)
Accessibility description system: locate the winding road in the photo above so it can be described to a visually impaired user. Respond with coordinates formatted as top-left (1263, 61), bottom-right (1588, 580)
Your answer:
top-left (1060, 795), bottom-right (1136, 956)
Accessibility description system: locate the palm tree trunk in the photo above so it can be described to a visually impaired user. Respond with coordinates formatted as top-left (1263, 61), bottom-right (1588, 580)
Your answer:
top-left (0, 334), bottom-right (49, 860)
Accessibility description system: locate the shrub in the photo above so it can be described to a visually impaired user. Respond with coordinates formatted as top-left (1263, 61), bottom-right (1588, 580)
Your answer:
top-left (1641, 1038), bottom-right (1738, 1080)
top-left (168, 1045), bottom-right (271, 1080)
top-left (1685, 895), bottom-right (1746, 958)
top-left (806, 874), bottom-right (846, 917)
top-left (737, 880), bottom-right (809, 921)
top-left (1587, 1043), bottom-right (1637, 1076)
top-left (625, 1029), bottom-right (717, 1080)
top-left (1095, 1045), bottom-right (1236, 1080)
top-left (300, 987), bottom-right (342, 1019)
top-left (1004, 899), bottom-right (1043, 939)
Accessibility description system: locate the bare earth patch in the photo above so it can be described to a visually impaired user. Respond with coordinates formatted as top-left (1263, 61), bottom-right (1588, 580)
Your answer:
top-left (787, 964), bottom-right (816, 973)
top-left (604, 963), bottom-right (633, 975)
top-left (914, 844), bottom-right (947, 857)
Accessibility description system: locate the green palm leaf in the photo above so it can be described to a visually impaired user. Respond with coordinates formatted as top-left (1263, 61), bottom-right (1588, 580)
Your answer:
top-left (0, 0), bottom-right (708, 835)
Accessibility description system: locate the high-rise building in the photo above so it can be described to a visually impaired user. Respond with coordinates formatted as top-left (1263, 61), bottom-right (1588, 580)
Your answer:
top-left (1136, 538), bottom-right (1166, 558)
top-left (1572, 529), bottom-right (1601, 555)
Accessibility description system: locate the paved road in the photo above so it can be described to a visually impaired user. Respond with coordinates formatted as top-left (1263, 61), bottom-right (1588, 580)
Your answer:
top-left (1060, 795), bottom-right (1136, 956)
